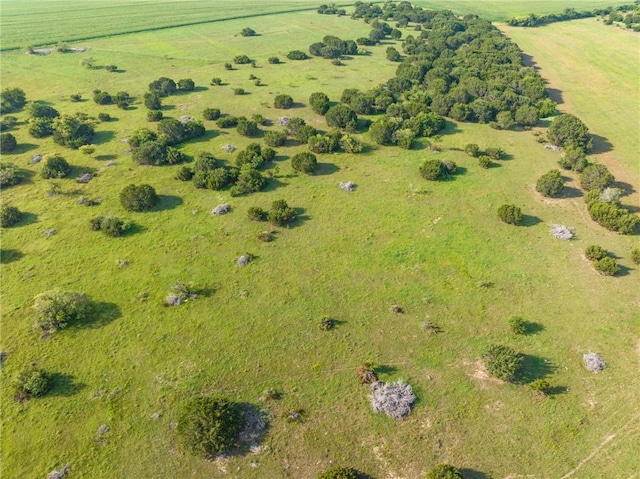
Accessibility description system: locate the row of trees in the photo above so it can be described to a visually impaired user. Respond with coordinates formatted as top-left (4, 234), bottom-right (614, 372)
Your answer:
top-left (507, 4), bottom-right (638, 27)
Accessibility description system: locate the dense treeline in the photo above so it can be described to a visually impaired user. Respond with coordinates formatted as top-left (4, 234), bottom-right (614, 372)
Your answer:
top-left (507, 3), bottom-right (639, 28)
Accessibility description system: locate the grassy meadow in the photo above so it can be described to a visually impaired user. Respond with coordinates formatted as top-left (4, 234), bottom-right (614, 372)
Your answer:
top-left (1, 3), bottom-right (639, 479)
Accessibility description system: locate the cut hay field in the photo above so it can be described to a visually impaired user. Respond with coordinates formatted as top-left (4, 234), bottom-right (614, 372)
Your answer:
top-left (1, 4), bottom-right (639, 479)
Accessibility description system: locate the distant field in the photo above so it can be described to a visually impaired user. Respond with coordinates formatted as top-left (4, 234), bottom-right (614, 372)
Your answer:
top-left (1, 4), bottom-right (639, 479)
top-left (500, 19), bottom-right (640, 208)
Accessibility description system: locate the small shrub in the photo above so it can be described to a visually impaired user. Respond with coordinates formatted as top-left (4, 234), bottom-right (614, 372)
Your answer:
top-left (177, 396), bottom-right (243, 456)
top-left (216, 116), bottom-right (238, 128)
top-left (224, 63), bottom-right (233, 70)
top-left (32, 290), bottom-right (90, 333)
top-left (631, 247), bottom-right (640, 265)
top-left (268, 56), bottom-right (280, 64)
top-left (175, 166), bottom-right (193, 181)
top-left (268, 200), bottom-right (297, 226)
top-left (482, 344), bottom-right (523, 382)
top-left (484, 147), bottom-right (505, 160)
top-left (287, 50), bottom-right (308, 60)
top-left (585, 245), bottom-right (607, 261)
top-left (478, 155), bottom-right (492, 169)
top-left (247, 206), bottom-right (267, 221)
top-left (165, 280), bottom-right (197, 306)
top-left (536, 169), bottom-right (565, 197)
top-left (120, 184), bottom-right (158, 212)
top-left (257, 231), bottom-right (274, 242)
top-left (529, 379), bottom-right (552, 396)
top-left (593, 256), bottom-right (619, 276)
top-left (203, 108), bottom-right (221, 120)
top-left (274, 94), bottom-right (294, 109)
top-left (14, 368), bottom-right (52, 400)
top-left (356, 362), bottom-right (378, 384)
top-left (508, 315), bottom-right (526, 335)
top-left (0, 162), bottom-right (21, 187)
top-left (70, 93), bottom-right (82, 102)
top-left (1, 205), bottom-right (22, 227)
top-left (90, 216), bottom-right (130, 237)
top-left (583, 352), bottom-right (606, 373)
top-left (497, 204), bottom-right (522, 225)
top-left (317, 467), bottom-right (359, 479)
top-left (233, 88), bottom-right (245, 96)
top-left (319, 316), bottom-right (335, 330)
top-left (97, 112), bottom-right (111, 122)
top-left (147, 110), bottom-right (163, 122)
top-left (425, 464), bottom-right (463, 479)
top-left (291, 152), bottom-right (317, 174)
top-left (210, 77), bottom-right (223, 85)
top-left (0, 132), bottom-right (17, 153)
top-left (264, 130), bottom-right (286, 147)
top-left (41, 154), bottom-right (71, 179)
top-left (370, 380), bottom-right (415, 419)
top-left (233, 54), bottom-right (252, 64)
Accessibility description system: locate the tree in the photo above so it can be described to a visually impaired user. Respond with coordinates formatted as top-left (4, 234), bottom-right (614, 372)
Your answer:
top-left (28, 103), bottom-right (60, 119)
top-left (317, 467), bottom-right (359, 479)
top-left (14, 368), bottom-right (52, 400)
top-left (287, 50), bottom-right (308, 60)
top-left (120, 184), bottom-right (158, 211)
top-left (514, 105), bottom-right (539, 127)
top-left (264, 130), bottom-right (286, 147)
top-left (585, 245), bottom-right (607, 261)
top-left (425, 464), bottom-right (464, 479)
top-left (231, 165), bottom-right (266, 196)
top-left (203, 108), bottom-right (221, 120)
top-left (536, 169), bottom-right (565, 197)
top-left (28, 117), bottom-right (54, 138)
top-left (1, 87), bottom-right (27, 113)
top-left (274, 94), bottom-right (294, 109)
top-left (498, 204), bottom-right (522, 225)
top-left (420, 159), bottom-right (449, 181)
top-left (386, 46), bottom-right (402, 61)
top-left (325, 105), bottom-right (357, 129)
top-left (547, 113), bottom-right (592, 152)
top-left (309, 92), bottom-right (330, 115)
top-left (52, 114), bottom-right (95, 148)
top-left (268, 199), bottom-right (297, 226)
top-left (482, 344), bottom-right (523, 382)
top-left (148, 77), bottom-right (177, 97)
top-left (93, 90), bottom-right (113, 105)
top-left (1, 205), bottom-right (22, 227)
top-left (177, 396), bottom-right (243, 456)
top-left (236, 119), bottom-right (259, 137)
top-left (114, 91), bottom-right (131, 109)
top-left (144, 92), bottom-right (162, 110)
top-left (0, 162), bottom-right (21, 187)
top-left (268, 56), bottom-right (280, 64)
top-left (241, 27), bottom-right (257, 36)
top-left (41, 154), bottom-right (71, 179)
top-left (580, 164), bottom-right (615, 191)
top-left (369, 118), bottom-right (398, 145)
top-left (558, 146), bottom-right (588, 172)
top-left (593, 256), bottom-right (620, 276)
top-left (177, 79), bottom-right (195, 91)
top-left (32, 290), bottom-right (90, 333)
top-left (0, 133), bottom-right (17, 153)
top-left (233, 54), bottom-right (252, 64)
top-left (291, 152), bottom-right (317, 174)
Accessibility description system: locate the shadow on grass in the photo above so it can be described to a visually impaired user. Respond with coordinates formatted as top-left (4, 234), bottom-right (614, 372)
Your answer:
top-left (375, 364), bottom-right (398, 376)
top-left (0, 249), bottom-right (24, 264)
top-left (518, 354), bottom-right (555, 384)
top-left (591, 133), bottom-right (613, 154)
top-left (523, 321), bottom-right (545, 335)
top-left (155, 195), bottom-right (183, 211)
top-left (521, 214), bottom-right (542, 227)
top-left (10, 143), bottom-right (39, 154)
top-left (186, 129), bottom-right (220, 144)
top-left (315, 162), bottom-right (339, 176)
top-left (95, 154), bottom-right (118, 162)
top-left (460, 469), bottom-right (493, 479)
top-left (125, 223), bottom-right (146, 236)
top-left (49, 373), bottom-right (86, 397)
top-left (262, 177), bottom-right (288, 193)
top-left (225, 403), bottom-right (269, 457)
top-left (94, 130), bottom-right (115, 145)
top-left (559, 186), bottom-right (583, 199)
top-left (289, 207), bottom-right (310, 228)
top-left (614, 264), bottom-right (634, 277)
top-left (15, 211), bottom-right (38, 227)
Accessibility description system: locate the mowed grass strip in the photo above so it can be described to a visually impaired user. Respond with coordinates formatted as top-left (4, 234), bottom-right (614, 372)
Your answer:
top-left (1, 7), bottom-right (639, 479)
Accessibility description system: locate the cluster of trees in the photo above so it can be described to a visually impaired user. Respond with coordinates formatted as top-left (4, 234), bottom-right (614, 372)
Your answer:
top-left (420, 159), bottom-right (457, 181)
top-left (317, 4), bottom-right (346, 16)
top-left (248, 199), bottom-right (297, 226)
top-left (584, 245), bottom-right (620, 276)
top-left (93, 89), bottom-right (131, 109)
top-left (508, 4), bottom-right (638, 27)
top-left (90, 216), bottom-right (131, 237)
top-left (144, 77), bottom-right (195, 111)
top-left (128, 116), bottom-right (205, 165)
top-left (0, 87), bottom-right (27, 113)
top-left (28, 109), bottom-right (95, 149)
top-left (309, 35), bottom-right (358, 59)
top-left (604, 5), bottom-right (640, 30)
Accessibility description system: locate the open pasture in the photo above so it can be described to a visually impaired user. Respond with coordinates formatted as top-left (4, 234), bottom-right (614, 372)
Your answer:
top-left (1, 3), bottom-right (639, 479)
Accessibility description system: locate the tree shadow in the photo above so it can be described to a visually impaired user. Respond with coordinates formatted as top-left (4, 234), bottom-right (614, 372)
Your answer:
top-left (523, 321), bottom-right (545, 335)
top-left (546, 87), bottom-right (564, 105)
top-left (94, 130), bottom-right (115, 145)
top-left (186, 130), bottom-right (220, 144)
top-left (315, 162), bottom-right (340, 175)
top-left (155, 195), bottom-right (183, 211)
top-left (0, 249), bottom-right (24, 264)
top-left (460, 469), bottom-right (493, 479)
top-left (262, 177), bottom-right (287, 193)
top-left (452, 166), bottom-right (467, 177)
top-left (615, 264), bottom-right (634, 277)
top-left (15, 211), bottom-right (38, 227)
top-left (518, 354), bottom-right (555, 384)
top-left (227, 403), bottom-right (269, 457)
top-left (590, 134), bottom-right (613, 154)
top-left (80, 301), bottom-right (122, 330)
top-left (10, 143), bottom-right (39, 154)
top-left (95, 154), bottom-right (118, 162)
top-left (559, 186), bottom-right (583, 199)
top-left (521, 214), bottom-right (542, 227)
top-left (287, 102), bottom-right (306, 109)
top-left (48, 373), bottom-right (86, 397)
top-left (162, 105), bottom-right (176, 111)
top-left (375, 364), bottom-right (398, 376)
top-left (176, 86), bottom-right (208, 94)
top-left (613, 180), bottom-right (636, 196)
top-left (289, 207), bottom-right (310, 228)
top-left (125, 223), bottom-right (146, 236)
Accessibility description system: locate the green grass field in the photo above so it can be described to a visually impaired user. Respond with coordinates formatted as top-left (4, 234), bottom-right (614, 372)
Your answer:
top-left (1, 3), bottom-right (639, 479)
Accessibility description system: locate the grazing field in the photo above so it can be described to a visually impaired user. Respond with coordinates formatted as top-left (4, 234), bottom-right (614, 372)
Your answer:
top-left (500, 18), bottom-right (640, 208)
top-left (1, 3), bottom-right (639, 479)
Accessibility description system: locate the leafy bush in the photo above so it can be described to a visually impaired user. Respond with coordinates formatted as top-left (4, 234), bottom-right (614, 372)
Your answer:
top-left (32, 290), bottom-right (90, 333)
top-left (593, 257), bottom-right (620, 276)
top-left (177, 396), bottom-right (243, 456)
top-left (482, 344), bottom-right (523, 382)
top-left (392, 128), bottom-right (415, 149)
top-left (325, 104), bottom-right (357, 129)
top-left (0, 162), bottom-right (21, 187)
top-left (236, 119), bottom-right (259, 137)
top-left (548, 113), bottom-right (592, 152)
top-left (247, 207), bottom-right (267, 221)
top-left (90, 216), bottom-right (130, 237)
top-left (484, 147), bottom-right (505, 160)
top-left (580, 164), bottom-right (615, 191)
top-left (14, 368), bottom-right (52, 399)
top-left (268, 56), bottom-right (280, 64)
top-left (147, 110), bottom-right (163, 122)
top-left (1, 205), bottom-right (22, 227)
top-left (120, 184), bottom-right (158, 211)
top-left (317, 467), bottom-right (359, 479)
top-left (216, 116), bottom-right (238, 128)
top-left (233, 88), bottom-right (245, 96)
top-left (148, 77), bottom-right (176, 97)
top-left (309, 92), bottom-right (330, 115)
top-left (529, 378), bottom-right (552, 396)
top-left (508, 316), bottom-right (526, 335)
top-left (587, 201), bottom-right (639, 234)
top-left (287, 50), bottom-right (308, 60)
top-left (558, 146), bottom-right (588, 172)
top-left (585, 245), bottom-right (607, 261)
top-left (203, 108), bottom-right (221, 120)
top-left (177, 78), bottom-right (195, 91)
top-left (464, 143), bottom-right (480, 157)
top-left (268, 199), bottom-right (297, 226)
top-left (97, 112), bottom-right (112, 122)
top-left (497, 204), bottom-right (522, 225)
top-left (28, 117), bottom-right (53, 138)
top-left (231, 165), bottom-right (266, 196)
top-left (1, 87), bottom-right (27, 113)
top-left (175, 166), bottom-right (193, 181)
top-left (233, 54), bottom-right (252, 64)
top-left (536, 169), bottom-right (565, 197)
top-left (264, 130), bottom-right (286, 147)
top-left (425, 464), bottom-right (463, 479)
top-left (631, 247), bottom-right (640, 265)
top-left (291, 152), bottom-right (317, 174)
top-left (0, 115), bottom-right (18, 131)
top-left (144, 92), bottom-right (162, 110)
top-left (93, 90), bottom-right (112, 105)
top-left (41, 154), bottom-right (71, 179)
top-left (420, 159), bottom-right (455, 181)
top-left (340, 134), bottom-right (363, 153)
top-left (0, 132), bottom-right (17, 153)
top-left (478, 155), bottom-right (492, 169)
top-left (274, 94), bottom-right (294, 109)
top-left (52, 114), bottom-right (95, 148)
